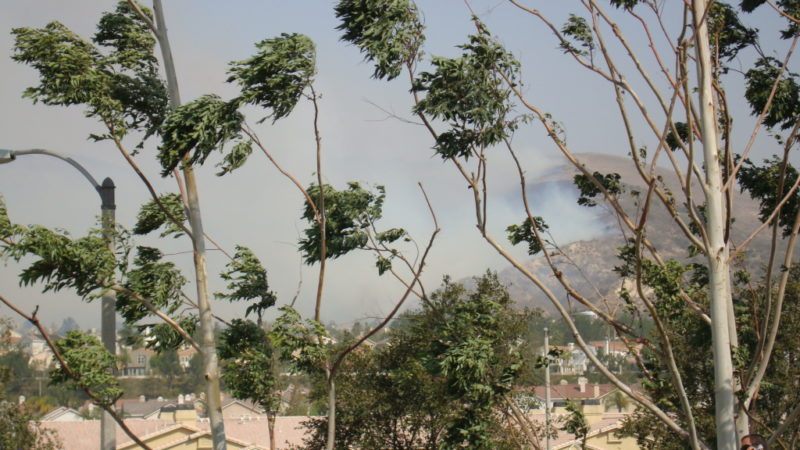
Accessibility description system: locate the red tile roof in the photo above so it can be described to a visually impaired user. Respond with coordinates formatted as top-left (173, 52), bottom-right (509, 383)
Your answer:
top-left (530, 383), bottom-right (617, 400)
top-left (41, 417), bottom-right (312, 450)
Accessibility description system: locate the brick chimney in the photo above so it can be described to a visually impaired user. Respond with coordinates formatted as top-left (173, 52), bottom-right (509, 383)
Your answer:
top-left (593, 383), bottom-right (600, 398)
top-left (139, 395), bottom-right (146, 403)
top-left (578, 377), bottom-right (587, 393)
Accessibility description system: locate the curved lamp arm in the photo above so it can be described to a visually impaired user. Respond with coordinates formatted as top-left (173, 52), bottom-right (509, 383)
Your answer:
top-left (0, 148), bottom-right (114, 208)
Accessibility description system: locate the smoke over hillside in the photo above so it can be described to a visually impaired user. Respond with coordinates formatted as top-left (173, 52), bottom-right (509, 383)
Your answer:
top-left (495, 153), bottom-right (774, 315)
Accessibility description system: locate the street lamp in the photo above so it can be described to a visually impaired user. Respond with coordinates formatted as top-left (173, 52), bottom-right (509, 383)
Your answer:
top-left (1, 148), bottom-right (117, 450)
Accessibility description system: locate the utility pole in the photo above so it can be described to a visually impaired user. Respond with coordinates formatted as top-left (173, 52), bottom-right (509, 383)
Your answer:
top-left (99, 178), bottom-right (116, 450)
top-left (544, 327), bottom-right (551, 450)
top-left (0, 149), bottom-right (117, 450)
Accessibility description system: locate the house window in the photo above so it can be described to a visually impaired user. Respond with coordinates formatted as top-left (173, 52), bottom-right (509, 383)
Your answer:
top-left (138, 355), bottom-right (146, 365)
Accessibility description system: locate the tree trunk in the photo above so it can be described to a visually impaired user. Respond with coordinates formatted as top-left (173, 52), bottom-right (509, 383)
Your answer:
top-left (326, 379), bottom-right (336, 450)
top-left (152, 2), bottom-right (227, 449)
top-left (692, 1), bottom-right (739, 448)
top-left (268, 412), bottom-right (276, 450)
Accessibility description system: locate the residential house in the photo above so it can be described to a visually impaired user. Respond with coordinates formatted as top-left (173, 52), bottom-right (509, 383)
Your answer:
top-left (515, 377), bottom-right (635, 415)
top-left (552, 343), bottom-right (591, 375)
top-left (514, 378), bottom-right (640, 450)
top-left (117, 396), bottom-right (174, 420)
top-left (120, 347), bottom-right (156, 377)
top-left (27, 337), bottom-right (54, 370)
top-left (41, 406), bottom-right (84, 422)
top-left (177, 345), bottom-right (197, 370)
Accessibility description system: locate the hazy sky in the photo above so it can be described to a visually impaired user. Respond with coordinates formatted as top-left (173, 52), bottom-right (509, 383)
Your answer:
top-left (0, 1), bottom-right (791, 330)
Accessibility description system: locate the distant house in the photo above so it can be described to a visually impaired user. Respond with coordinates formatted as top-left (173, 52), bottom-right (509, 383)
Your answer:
top-left (221, 396), bottom-right (265, 419)
top-left (177, 345), bottom-right (197, 369)
top-left (120, 347), bottom-right (155, 377)
top-left (551, 342), bottom-right (591, 375)
top-left (545, 340), bottom-right (641, 376)
top-left (515, 377), bottom-right (634, 414)
top-left (41, 406), bottom-right (84, 422)
top-left (117, 396), bottom-right (173, 420)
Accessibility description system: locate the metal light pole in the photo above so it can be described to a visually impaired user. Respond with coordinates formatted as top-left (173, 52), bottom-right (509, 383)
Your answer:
top-left (0, 148), bottom-right (117, 450)
top-left (544, 327), bottom-right (551, 450)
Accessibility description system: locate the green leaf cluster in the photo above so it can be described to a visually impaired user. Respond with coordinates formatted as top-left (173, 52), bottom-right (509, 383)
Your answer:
top-left (12, 2), bottom-right (168, 143)
top-left (299, 182), bottom-right (389, 264)
top-left (609, 0), bottom-right (641, 9)
top-left (303, 273), bottom-right (526, 449)
top-left (160, 33), bottom-right (317, 176)
top-left (116, 246), bottom-right (186, 323)
top-left (335, 0), bottom-right (425, 80)
top-left (2, 226), bottom-right (115, 300)
top-left (423, 273), bottom-right (526, 449)
top-left (560, 14), bottom-right (594, 57)
top-left (0, 196), bottom-right (23, 240)
top-left (228, 33), bottom-right (316, 122)
top-left (270, 306), bottom-right (328, 374)
top-left (133, 193), bottom-right (186, 238)
top-left (707, 2), bottom-right (757, 65)
top-left (158, 94), bottom-right (248, 175)
top-left (218, 319), bottom-right (280, 412)
top-left (216, 246), bottom-right (276, 320)
top-left (413, 26), bottom-right (520, 159)
top-left (145, 317), bottom-right (198, 351)
top-left (745, 57), bottom-right (800, 130)
top-left (737, 156), bottom-right (800, 236)
top-left (51, 331), bottom-right (122, 406)
top-left (665, 122), bottom-right (691, 151)
top-left (574, 171), bottom-right (622, 207)
top-left (0, 401), bottom-right (61, 449)
top-left (506, 216), bottom-right (549, 256)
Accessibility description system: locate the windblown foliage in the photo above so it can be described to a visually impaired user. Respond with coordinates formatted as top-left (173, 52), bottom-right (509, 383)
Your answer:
top-left (335, 0), bottom-right (425, 80)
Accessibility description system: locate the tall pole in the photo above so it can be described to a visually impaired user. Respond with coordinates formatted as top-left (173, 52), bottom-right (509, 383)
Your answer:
top-left (0, 149), bottom-right (117, 450)
top-left (544, 327), bottom-right (551, 450)
top-left (99, 178), bottom-right (116, 450)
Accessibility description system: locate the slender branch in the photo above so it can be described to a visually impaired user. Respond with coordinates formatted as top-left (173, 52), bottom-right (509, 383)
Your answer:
top-left (330, 184), bottom-right (439, 376)
top-left (107, 130), bottom-right (194, 240)
top-left (0, 292), bottom-right (153, 450)
top-left (505, 139), bottom-right (643, 340)
top-left (503, 394), bottom-right (542, 449)
top-left (744, 203), bottom-right (800, 406)
top-left (734, 139), bottom-right (800, 256)
top-left (241, 125), bottom-right (320, 221)
top-left (124, 0), bottom-right (158, 35)
top-left (633, 181), bottom-right (702, 450)
top-left (108, 285), bottom-right (200, 351)
top-left (310, 85), bottom-right (327, 324)
top-left (767, 0), bottom-right (800, 26)
top-left (769, 400), bottom-right (800, 447)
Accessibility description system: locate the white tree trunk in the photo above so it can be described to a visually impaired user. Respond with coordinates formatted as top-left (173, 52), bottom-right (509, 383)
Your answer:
top-left (692, 1), bottom-right (739, 448)
top-left (152, 2), bottom-right (227, 449)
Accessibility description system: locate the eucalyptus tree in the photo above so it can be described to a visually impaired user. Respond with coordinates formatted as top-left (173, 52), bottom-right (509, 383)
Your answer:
top-left (302, 273), bottom-right (530, 450)
top-left (3, 2), bottom-right (312, 448)
top-left (4, 3), bottom-right (436, 450)
top-left (333, 0), bottom-right (800, 448)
